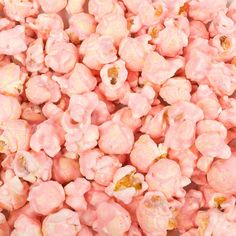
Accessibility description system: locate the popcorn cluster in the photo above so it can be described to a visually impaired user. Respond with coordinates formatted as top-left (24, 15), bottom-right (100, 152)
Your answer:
top-left (0, 0), bottom-right (236, 235)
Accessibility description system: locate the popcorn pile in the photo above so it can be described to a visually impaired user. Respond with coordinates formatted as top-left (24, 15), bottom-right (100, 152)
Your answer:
top-left (0, 0), bottom-right (236, 235)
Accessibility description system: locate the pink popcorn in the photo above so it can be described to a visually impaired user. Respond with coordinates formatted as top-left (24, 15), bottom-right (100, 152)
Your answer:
top-left (119, 35), bottom-right (153, 71)
top-left (207, 155), bottom-right (236, 194)
top-left (26, 38), bottom-right (44, 72)
top-left (79, 148), bottom-right (121, 186)
top-left (30, 120), bottom-right (64, 157)
top-left (0, 63), bottom-right (26, 96)
top-left (188, 0), bottom-right (227, 24)
top-left (80, 34), bottom-right (117, 70)
top-left (28, 181), bottom-right (65, 215)
top-left (33, 13), bottom-right (64, 40)
top-left (96, 13), bottom-right (128, 46)
top-left (0, 25), bottom-right (27, 55)
top-left (105, 165), bottom-right (148, 204)
top-left (142, 51), bottom-right (184, 85)
top-left (53, 63), bottom-right (97, 96)
top-left (13, 150), bottom-right (52, 183)
top-left (189, 20), bottom-right (209, 40)
top-left (176, 190), bottom-right (204, 231)
top-left (66, 13), bottom-right (96, 43)
top-left (68, 92), bottom-right (98, 124)
top-left (160, 77), bottom-right (191, 104)
top-left (0, 214), bottom-right (10, 236)
top-left (130, 135), bottom-right (168, 173)
top-left (98, 120), bottom-right (134, 155)
top-left (0, 170), bottom-right (29, 211)
top-left (64, 178), bottom-right (91, 211)
top-left (128, 93), bottom-right (151, 118)
top-left (66, 0), bottom-right (86, 15)
top-left (122, 0), bottom-right (143, 14)
top-left (45, 41), bottom-right (77, 73)
top-left (112, 107), bottom-right (141, 132)
top-left (136, 191), bottom-right (173, 236)
top-left (52, 156), bottom-right (81, 184)
top-left (100, 59), bottom-right (128, 90)
top-left (156, 19), bottom-right (188, 57)
top-left (11, 215), bottom-right (42, 236)
top-left (88, 0), bottom-right (124, 22)
top-left (65, 123), bottom-right (99, 153)
top-left (3, 0), bottom-right (39, 22)
top-left (0, 119), bottom-right (31, 153)
top-left (42, 209), bottom-right (81, 236)
top-left (127, 15), bottom-right (142, 34)
top-left (38, 0), bottom-right (67, 13)
top-left (26, 75), bottom-right (61, 105)
top-left (0, 94), bottom-right (21, 124)
top-left (138, 1), bottom-right (167, 26)
top-left (146, 159), bottom-right (190, 198)
top-left (93, 201), bottom-right (131, 235)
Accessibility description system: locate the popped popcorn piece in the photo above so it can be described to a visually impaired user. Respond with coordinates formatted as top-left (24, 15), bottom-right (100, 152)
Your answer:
top-left (28, 181), bottom-right (65, 215)
top-left (38, 0), bottom-right (67, 13)
top-left (42, 209), bottom-right (81, 236)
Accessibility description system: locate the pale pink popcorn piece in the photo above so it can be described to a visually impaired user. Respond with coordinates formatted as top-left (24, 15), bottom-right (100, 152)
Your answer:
top-left (196, 120), bottom-right (227, 139)
top-left (26, 38), bottom-right (44, 72)
top-left (38, 0), bottom-right (67, 13)
top-left (0, 63), bottom-right (26, 96)
top-left (26, 75), bottom-right (61, 105)
top-left (32, 13), bottom-right (64, 40)
top-left (0, 25), bottom-right (27, 55)
top-left (0, 94), bottom-right (21, 124)
top-left (118, 35), bottom-right (153, 71)
top-left (189, 20), bottom-right (209, 40)
top-left (66, 13), bottom-right (96, 43)
top-left (30, 120), bottom-right (64, 157)
top-left (164, 120), bottom-right (196, 150)
top-left (45, 41), bottom-right (77, 73)
top-left (130, 135), bottom-right (168, 173)
top-left (176, 190), bottom-right (204, 231)
top-left (65, 123), bottom-right (99, 153)
top-left (156, 19), bottom-right (188, 57)
top-left (13, 150), bottom-right (52, 183)
top-left (11, 215), bottom-right (42, 236)
top-left (126, 15), bottom-right (142, 34)
top-left (142, 51), bottom-right (184, 85)
top-left (88, 0), bottom-right (124, 22)
top-left (136, 191), bottom-right (173, 236)
top-left (122, 0), bottom-right (143, 14)
top-left (28, 181), bottom-right (65, 215)
top-left (128, 93), bottom-right (151, 118)
top-left (42, 208), bottom-right (81, 236)
top-left (207, 155), bottom-right (236, 194)
top-left (64, 178), bottom-right (91, 211)
top-left (106, 165), bottom-right (148, 204)
top-left (98, 120), bottom-right (134, 155)
top-left (188, 0), bottom-right (227, 24)
top-left (146, 159), bottom-right (190, 198)
top-left (112, 107), bottom-right (142, 132)
top-left (4, 0), bottom-right (39, 22)
top-left (80, 34), bottom-right (117, 70)
top-left (68, 92), bottom-right (98, 124)
top-left (160, 77), bottom-right (191, 104)
top-left (66, 0), bottom-right (86, 14)
top-left (195, 132), bottom-right (231, 160)
top-left (53, 63), bottom-right (97, 96)
top-left (93, 201), bottom-right (131, 236)
top-left (52, 156), bottom-right (81, 184)
top-left (141, 106), bottom-right (169, 139)
top-left (100, 59), bottom-right (128, 90)
top-left (0, 213), bottom-right (10, 236)
top-left (0, 170), bottom-right (29, 211)
top-left (96, 13), bottom-right (128, 45)
top-left (79, 149), bottom-right (121, 186)
top-left (0, 119), bottom-right (31, 153)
